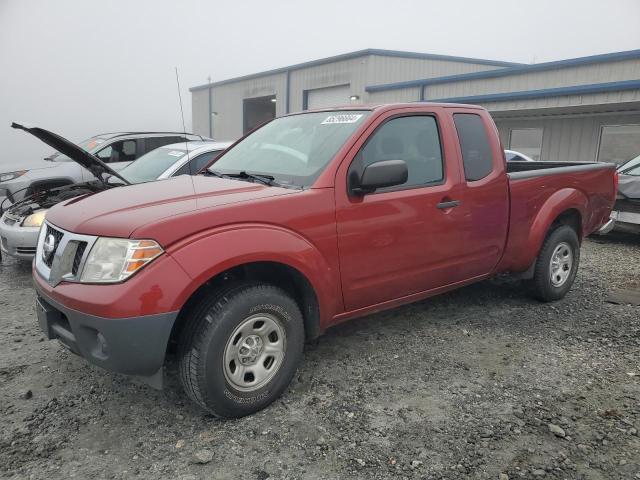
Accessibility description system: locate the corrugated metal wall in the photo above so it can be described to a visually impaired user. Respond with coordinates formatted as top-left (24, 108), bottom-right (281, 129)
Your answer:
top-left (191, 89), bottom-right (210, 137)
top-left (426, 59), bottom-right (640, 105)
top-left (366, 55), bottom-right (500, 86)
top-left (474, 90), bottom-right (640, 112)
top-left (192, 54), bottom-right (507, 139)
top-left (209, 72), bottom-right (287, 140)
top-left (495, 112), bottom-right (640, 162)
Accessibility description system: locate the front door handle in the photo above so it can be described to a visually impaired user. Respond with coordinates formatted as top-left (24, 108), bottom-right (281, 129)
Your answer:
top-left (436, 200), bottom-right (461, 209)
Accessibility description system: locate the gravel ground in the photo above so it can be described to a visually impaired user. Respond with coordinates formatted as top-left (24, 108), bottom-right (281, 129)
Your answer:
top-left (1, 234), bottom-right (639, 480)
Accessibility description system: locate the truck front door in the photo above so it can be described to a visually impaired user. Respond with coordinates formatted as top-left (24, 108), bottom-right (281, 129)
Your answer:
top-left (335, 111), bottom-right (470, 311)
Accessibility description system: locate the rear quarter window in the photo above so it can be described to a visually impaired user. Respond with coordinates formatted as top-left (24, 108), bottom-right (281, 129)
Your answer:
top-left (453, 114), bottom-right (494, 181)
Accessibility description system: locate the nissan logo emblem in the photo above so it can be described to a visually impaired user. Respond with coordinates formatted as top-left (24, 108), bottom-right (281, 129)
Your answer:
top-left (42, 233), bottom-right (56, 260)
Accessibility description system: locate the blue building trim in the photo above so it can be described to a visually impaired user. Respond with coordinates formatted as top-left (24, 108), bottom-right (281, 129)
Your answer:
top-left (427, 79), bottom-right (640, 104)
top-left (366, 49), bottom-right (640, 93)
top-left (189, 49), bottom-right (521, 92)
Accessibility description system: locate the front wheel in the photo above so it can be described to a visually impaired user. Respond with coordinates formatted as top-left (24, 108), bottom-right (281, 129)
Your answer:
top-left (177, 283), bottom-right (304, 417)
top-left (531, 225), bottom-right (580, 302)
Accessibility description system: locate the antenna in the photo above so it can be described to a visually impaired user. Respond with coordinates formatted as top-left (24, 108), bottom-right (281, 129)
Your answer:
top-left (175, 67), bottom-right (193, 175)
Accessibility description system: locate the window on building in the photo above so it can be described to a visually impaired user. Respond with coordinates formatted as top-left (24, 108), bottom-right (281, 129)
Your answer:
top-left (509, 128), bottom-right (543, 161)
top-left (597, 125), bottom-right (640, 165)
top-left (349, 115), bottom-right (444, 192)
top-left (454, 114), bottom-right (494, 181)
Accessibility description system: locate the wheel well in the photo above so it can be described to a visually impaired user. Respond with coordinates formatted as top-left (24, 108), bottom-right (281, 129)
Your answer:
top-left (168, 262), bottom-right (321, 351)
top-left (551, 209), bottom-right (582, 239)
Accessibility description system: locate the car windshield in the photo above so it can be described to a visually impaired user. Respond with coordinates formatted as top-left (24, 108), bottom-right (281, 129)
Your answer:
top-left (618, 154), bottom-right (640, 176)
top-left (119, 147), bottom-right (188, 183)
top-left (209, 111), bottom-right (370, 187)
top-left (47, 136), bottom-right (108, 161)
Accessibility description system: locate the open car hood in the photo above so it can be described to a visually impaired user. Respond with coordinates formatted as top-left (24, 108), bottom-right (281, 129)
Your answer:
top-left (11, 123), bottom-right (130, 186)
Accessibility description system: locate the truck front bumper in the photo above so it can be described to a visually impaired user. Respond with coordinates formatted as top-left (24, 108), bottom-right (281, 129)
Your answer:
top-left (34, 281), bottom-right (178, 388)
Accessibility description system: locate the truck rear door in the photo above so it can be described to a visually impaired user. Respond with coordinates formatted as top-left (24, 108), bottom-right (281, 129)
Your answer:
top-left (448, 109), bottom-right (509, 278)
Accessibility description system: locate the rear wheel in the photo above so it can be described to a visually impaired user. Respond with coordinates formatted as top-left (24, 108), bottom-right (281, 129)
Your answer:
top-left (177, 283), bottom-right (304, 417)
top-left (531, 225), bottom-right (580, 302)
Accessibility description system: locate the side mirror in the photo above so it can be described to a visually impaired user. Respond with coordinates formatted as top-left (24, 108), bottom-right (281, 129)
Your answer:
top-left (352, 159), bottom-right (408, 195)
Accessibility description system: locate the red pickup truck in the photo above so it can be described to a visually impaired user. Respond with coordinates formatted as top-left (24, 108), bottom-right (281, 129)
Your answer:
top-left (32, 103), bottom-right (617, 417)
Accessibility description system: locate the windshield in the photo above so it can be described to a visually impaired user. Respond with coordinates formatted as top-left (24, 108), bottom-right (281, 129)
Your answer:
top-left (120, 147), bottom-right (187, 183)
top-left (48, 136), bottom-right (107, 161)
top-left (209, 111), bottom-right (370, 187)
top-left (618, 154), bottom-right (640, 176)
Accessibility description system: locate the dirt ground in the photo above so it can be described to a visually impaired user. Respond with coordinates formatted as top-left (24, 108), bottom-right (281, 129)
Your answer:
top-left (1, 234), bottom-right (639, 480)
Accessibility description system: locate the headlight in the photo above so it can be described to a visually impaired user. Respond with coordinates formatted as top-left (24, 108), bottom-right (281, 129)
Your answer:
top-left (79, 238), bottom-right (163, 283)
top-left (0, 170), bottom-right (27, 182)
top-left (22, 209), bottom-right (48, 227)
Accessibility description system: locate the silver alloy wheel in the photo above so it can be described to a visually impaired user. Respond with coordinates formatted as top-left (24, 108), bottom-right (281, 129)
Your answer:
top-left (223, 313), bottom-right (286, 392)
top-left (549, 241), bottom-right (573, 287)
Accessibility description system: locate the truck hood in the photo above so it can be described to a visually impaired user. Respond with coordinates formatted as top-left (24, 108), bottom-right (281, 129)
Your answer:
top-left (45, 175), bottom-right (297, 239)
top-left (11, 123), bottom-right (130, 186)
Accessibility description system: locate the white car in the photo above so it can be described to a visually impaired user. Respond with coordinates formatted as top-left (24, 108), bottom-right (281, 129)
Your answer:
top-left (1, 131), bottom-right (231, 260)
top-left (504, 149), bottom-right (536, 162)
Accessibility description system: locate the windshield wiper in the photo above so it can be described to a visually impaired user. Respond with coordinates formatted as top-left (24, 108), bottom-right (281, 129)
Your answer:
top-left (210, 170), bottom-right (277, 186)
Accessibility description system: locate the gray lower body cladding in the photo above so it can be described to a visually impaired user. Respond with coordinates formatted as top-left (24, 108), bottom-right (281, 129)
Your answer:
top-left (34, 281), bottom-right (178, 388)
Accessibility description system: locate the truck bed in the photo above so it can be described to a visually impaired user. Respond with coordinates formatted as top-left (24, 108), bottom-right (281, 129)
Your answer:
top-left (506, 160), bottom-right (614, 177)
top-left (498, 161), bottom-right (617, 273)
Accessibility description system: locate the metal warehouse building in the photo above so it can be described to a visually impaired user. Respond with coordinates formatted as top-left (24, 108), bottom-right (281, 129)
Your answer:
top-left (190, 48), bottom-right (640, 164)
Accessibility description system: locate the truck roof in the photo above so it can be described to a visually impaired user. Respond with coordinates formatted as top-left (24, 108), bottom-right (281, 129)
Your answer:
top-left (290, 102), bottom-right (485, 116)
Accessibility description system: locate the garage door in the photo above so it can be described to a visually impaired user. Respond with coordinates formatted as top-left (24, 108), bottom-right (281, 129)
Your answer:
top-left (307, 84), bottom-right (351, 109)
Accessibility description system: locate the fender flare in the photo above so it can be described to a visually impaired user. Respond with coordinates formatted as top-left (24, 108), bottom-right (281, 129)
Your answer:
top-left (501, 188), bottom-right (588, 273)
top-left (525, 188), bottom-right (587, 266)
top-left (166, 223), bottom-right (339, 326)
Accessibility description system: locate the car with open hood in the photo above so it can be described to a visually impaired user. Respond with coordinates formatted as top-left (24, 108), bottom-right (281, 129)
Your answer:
top-left (0, 128), bottom-right (210, 206)
top-left (601, 154), bottom-right (640, 234)
top-left (0, 124), bottom-right (230, 260)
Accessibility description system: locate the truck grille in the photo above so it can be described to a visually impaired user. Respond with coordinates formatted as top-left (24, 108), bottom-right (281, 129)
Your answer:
top-left (44, 224), bottom-right (65, 267)
top-left (35, 222), bottom-right (97, 287)
top-left (72, 242), bottom-right (87, 275)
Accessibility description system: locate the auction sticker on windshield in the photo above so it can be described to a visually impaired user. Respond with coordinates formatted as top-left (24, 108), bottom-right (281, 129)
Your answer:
top-left (321, 114), bottom-right (363, 125)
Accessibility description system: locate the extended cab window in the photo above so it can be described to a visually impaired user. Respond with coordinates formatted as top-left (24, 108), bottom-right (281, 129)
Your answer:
top-left (350, 115), bottom-right (443, 191)
top-left (454, 114), bottom-right (494, 181)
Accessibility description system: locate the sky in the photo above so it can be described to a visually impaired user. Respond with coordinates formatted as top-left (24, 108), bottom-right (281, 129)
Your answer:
top-left (1, 0), bottom-right (639, 166)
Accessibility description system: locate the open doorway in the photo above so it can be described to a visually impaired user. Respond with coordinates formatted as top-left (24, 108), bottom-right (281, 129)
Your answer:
top-left (243, 95), bottom-right (276, 134)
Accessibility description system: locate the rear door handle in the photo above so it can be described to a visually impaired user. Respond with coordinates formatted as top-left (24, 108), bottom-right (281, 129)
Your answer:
top-left (436, 200), bottom-right (461, 209)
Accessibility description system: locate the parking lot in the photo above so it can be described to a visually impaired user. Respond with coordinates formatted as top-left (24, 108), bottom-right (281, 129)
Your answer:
top-left (0, 234), bottom-right (638, 480)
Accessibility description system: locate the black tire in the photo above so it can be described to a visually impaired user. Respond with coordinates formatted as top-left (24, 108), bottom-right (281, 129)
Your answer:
top-left (177, 283), bottom-right (304, 417)
top-left (531, 225), bottom-right (580, 302)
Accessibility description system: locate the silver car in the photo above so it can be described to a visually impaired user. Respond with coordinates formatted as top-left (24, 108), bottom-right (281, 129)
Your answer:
top-left (0, 128), bottom-right (209, 206)
top-left (1, 129), bottom-right (231, 260)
